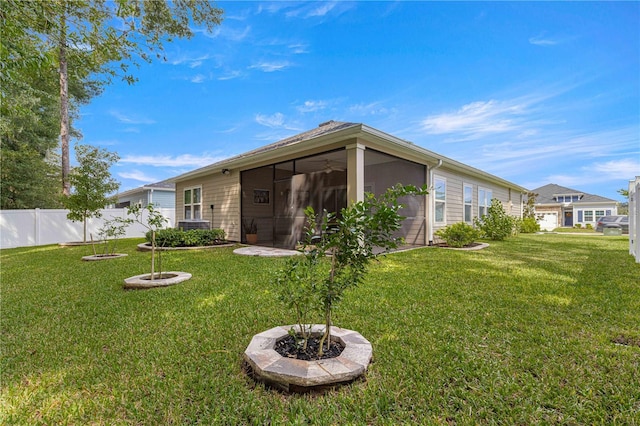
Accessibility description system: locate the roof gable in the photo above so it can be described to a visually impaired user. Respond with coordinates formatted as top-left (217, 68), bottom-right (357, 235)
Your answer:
top-left (531, 183), bottom-right (616, 204)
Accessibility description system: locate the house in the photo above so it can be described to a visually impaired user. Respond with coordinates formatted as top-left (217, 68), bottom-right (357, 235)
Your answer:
top-left (115, 181), bottom-right (175, 209)
top-left (172, 121), bottom-right (528, 248)
top-left (531, 183), bottom-right (619, 231)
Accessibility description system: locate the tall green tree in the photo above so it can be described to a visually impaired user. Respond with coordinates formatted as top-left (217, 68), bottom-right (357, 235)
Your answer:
top-left (1, 1), bottom-right (102, 208)
top-left (48, 0), bottom-right (224, 196)
top-left (1, 0), bottom-right (224, 200)
top-left (63, 143), bottom-right (120, 242)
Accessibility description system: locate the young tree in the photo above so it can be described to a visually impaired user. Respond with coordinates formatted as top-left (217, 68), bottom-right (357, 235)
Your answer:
top-left (63, 144), bottom-right (120, 242)
top-left (277, 184), bottom-right (429, 356)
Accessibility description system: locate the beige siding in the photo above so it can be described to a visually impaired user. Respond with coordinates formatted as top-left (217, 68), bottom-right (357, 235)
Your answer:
top-left (433, 166), bottom-right (524, 233)
top-left (176, 173), bottom-right (241, 242)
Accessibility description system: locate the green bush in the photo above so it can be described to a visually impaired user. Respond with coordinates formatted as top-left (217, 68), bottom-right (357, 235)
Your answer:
top-left (574, 224), bottom-right (582, 229)
top-left (518, 217), bottom-right (540, 233)
top-left (474, 198), bottom-right (516, 241)
top-left (586, 223), bottom-right (593, 230)
top-left (435, 222), bottom-right (481, 247)
top-left (146, 228), bottom-right (226, 247)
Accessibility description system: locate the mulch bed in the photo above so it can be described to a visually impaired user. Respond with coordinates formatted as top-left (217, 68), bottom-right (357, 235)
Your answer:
top-left (274, 335), bottom-right (345, 361)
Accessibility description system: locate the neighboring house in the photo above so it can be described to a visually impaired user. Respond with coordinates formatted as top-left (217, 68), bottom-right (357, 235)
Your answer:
top-left (115, 181), bottom-right (175, 209)
top-left (172, 121), bottom-right (528, 249)
top-left (531, 183), bottom-right (618, 231)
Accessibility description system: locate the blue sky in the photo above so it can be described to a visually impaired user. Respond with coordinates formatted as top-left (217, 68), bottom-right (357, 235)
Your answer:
top-left (76, 1), bottom-right (639, 202)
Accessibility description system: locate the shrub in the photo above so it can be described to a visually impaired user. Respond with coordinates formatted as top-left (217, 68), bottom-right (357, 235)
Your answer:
top-left (518, 217), bottom-right (540, 234)
top-left (435, 222), bottom-right (481, 247)
top-left (474, 198), bottom-right (516, 241)
top-left (586, 223), bottom-right (593, 230)
top-left (147, 228), bottom-right (226, 247)
top-left (574, 224), bottom-right (582, 229)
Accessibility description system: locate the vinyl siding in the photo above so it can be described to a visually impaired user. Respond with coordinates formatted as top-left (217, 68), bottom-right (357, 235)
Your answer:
top-left (176, 173), bottom-right (241, 242)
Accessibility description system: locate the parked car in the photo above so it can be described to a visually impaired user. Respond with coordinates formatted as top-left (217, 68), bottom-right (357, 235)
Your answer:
top-left (595, 215), bottom-right (629, 234)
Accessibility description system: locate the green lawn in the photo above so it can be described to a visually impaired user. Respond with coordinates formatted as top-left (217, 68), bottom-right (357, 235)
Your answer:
top-left (2, 235), bottom-right (639, 425)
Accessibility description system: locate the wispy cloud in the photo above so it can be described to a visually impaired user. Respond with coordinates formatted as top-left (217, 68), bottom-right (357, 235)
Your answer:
top-left (118, 170), bottom-right (158, 183)
top-left (109, 110), bottom-right (155, 125)
top-left (529, 34), bottom-right (559, 46)
top-left (217, 69), bottom-right (243, 80)
top-left (170, 53), bottom-right (211, 68)
top-left (421, 99), bottom-right (528, 137)
top-left (255, 113), bottom-right (301, 131)
top-left (590, 158), bottom-right (640, 179)
top-left (297, 100), bottom-right (330, 113)
top-left (193, 25), bottom-right (251, 42)
top-left (288, 43), bottom-right (309, 54)
top-left (306, 2), bottom-right (338, 18)
top-left (119, 154), bottom-right (227, 168)
top-left (248, 61), bottom-right (292, 72)
top-left (191, 74), bottom-right (206, 83)
top-left (349, 101), bottom-right (394, 116)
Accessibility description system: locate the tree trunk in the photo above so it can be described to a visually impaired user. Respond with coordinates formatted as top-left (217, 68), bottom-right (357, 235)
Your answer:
top-left (151, 230), bottom-right (156, 280)
top-left (59, 10), bottom-right (70, 197)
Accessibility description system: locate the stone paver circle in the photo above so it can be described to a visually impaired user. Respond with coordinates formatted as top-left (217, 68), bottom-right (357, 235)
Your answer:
top-left (243, 324), bottom-right (372, 392)
top-left (123, 271), bottom-right (192, 289)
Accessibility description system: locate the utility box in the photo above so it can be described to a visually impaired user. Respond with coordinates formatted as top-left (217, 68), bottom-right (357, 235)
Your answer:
top-left (603, 224), bottom-right (622, 236)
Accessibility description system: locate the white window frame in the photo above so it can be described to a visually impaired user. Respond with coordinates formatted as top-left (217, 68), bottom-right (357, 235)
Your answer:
top-left (434, 176), bottom-right (446, 223)
top-left (463, 183), bottom-right (473, 223)
top-left (184, 186), bottom-right (202, 220)
top-left (478, 187), bottom-right (492, 218)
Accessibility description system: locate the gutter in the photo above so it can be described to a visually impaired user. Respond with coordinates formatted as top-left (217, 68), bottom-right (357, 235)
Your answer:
top-left (427, 159), bottom-right (443, 245)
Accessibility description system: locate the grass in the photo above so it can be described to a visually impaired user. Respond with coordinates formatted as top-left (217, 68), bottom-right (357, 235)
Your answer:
top-left (1, 234), bottom-right (639, 424)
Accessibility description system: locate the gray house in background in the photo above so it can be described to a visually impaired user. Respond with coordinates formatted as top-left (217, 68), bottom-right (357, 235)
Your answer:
top-left (531, 183), bottom-right (618, 230)
top-left (115, 181), bottom-right (175, 209)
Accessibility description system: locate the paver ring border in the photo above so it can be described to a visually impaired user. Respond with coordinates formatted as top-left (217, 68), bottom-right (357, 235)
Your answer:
top-left (243, 324), bottom-right (372, 393)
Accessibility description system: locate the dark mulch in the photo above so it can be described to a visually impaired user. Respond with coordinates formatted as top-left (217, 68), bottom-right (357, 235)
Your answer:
top-left (275, 335), bottom-right (345, 361)
top-left (612, 334), bottom-right (640, 348)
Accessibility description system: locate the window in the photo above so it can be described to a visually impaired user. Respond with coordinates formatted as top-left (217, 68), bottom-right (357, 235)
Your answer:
top-left (595, 210), bottom-right (605, 220)
top-left (478, 187), bottom-right (492, 218)
top-left (584, 210), bottom-right (593, 222)
top-left (464, 184), bottom-right (473, 223)
top-left (184, 186), bottom-right (202, 219)
top-left (434, 177), bottom-right (446, 223)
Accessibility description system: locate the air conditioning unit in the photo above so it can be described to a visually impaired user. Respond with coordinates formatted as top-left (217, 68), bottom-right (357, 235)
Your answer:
top-left (177, 220), bottom-right (210, 230)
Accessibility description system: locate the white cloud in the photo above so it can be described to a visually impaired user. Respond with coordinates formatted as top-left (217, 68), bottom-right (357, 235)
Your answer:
top-left (255, 112), bottom-right (285, 128)
top-left (590, 159), bottom-right (640, 179)
top-left (255, 113), bottom-right (302, 131)
top-left (349, 101), bottom-right (392, 116)
top-left (421, 99), bottom-right (526, 136)
top-left (109, 110), bottom-right (156, 125)
top-left (306, 2), bottom-right (337, 18)
top-left (289, 43), bottom-right (309, 54)
top-left (191, 74), bottom-right (206, 83)
top-left (248, 61), bottom-right (292, 72)
top-left (217, 70), bottom-right (243, 80)
top-left (118, 170), bottom-right (158, 183)
top-left (119, 154), bottom-right (227, 168)
top-left (529, 35), bottom-right (558, 46)
top-left (297, 100), bottom-right (329, 113)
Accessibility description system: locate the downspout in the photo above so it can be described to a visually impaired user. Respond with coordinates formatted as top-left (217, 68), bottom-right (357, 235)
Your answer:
top-left (427, 159), bottom-right (443, 245)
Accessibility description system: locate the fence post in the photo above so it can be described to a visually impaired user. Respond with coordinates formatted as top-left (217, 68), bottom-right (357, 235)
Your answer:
top-left (34, 208), bottom-right (41, 246)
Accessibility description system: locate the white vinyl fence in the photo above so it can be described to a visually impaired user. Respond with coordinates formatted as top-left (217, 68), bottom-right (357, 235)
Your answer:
top-left (0, 208), bottom-right (175, 250)
top-left (630, 176), bottom-right (640, 263)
